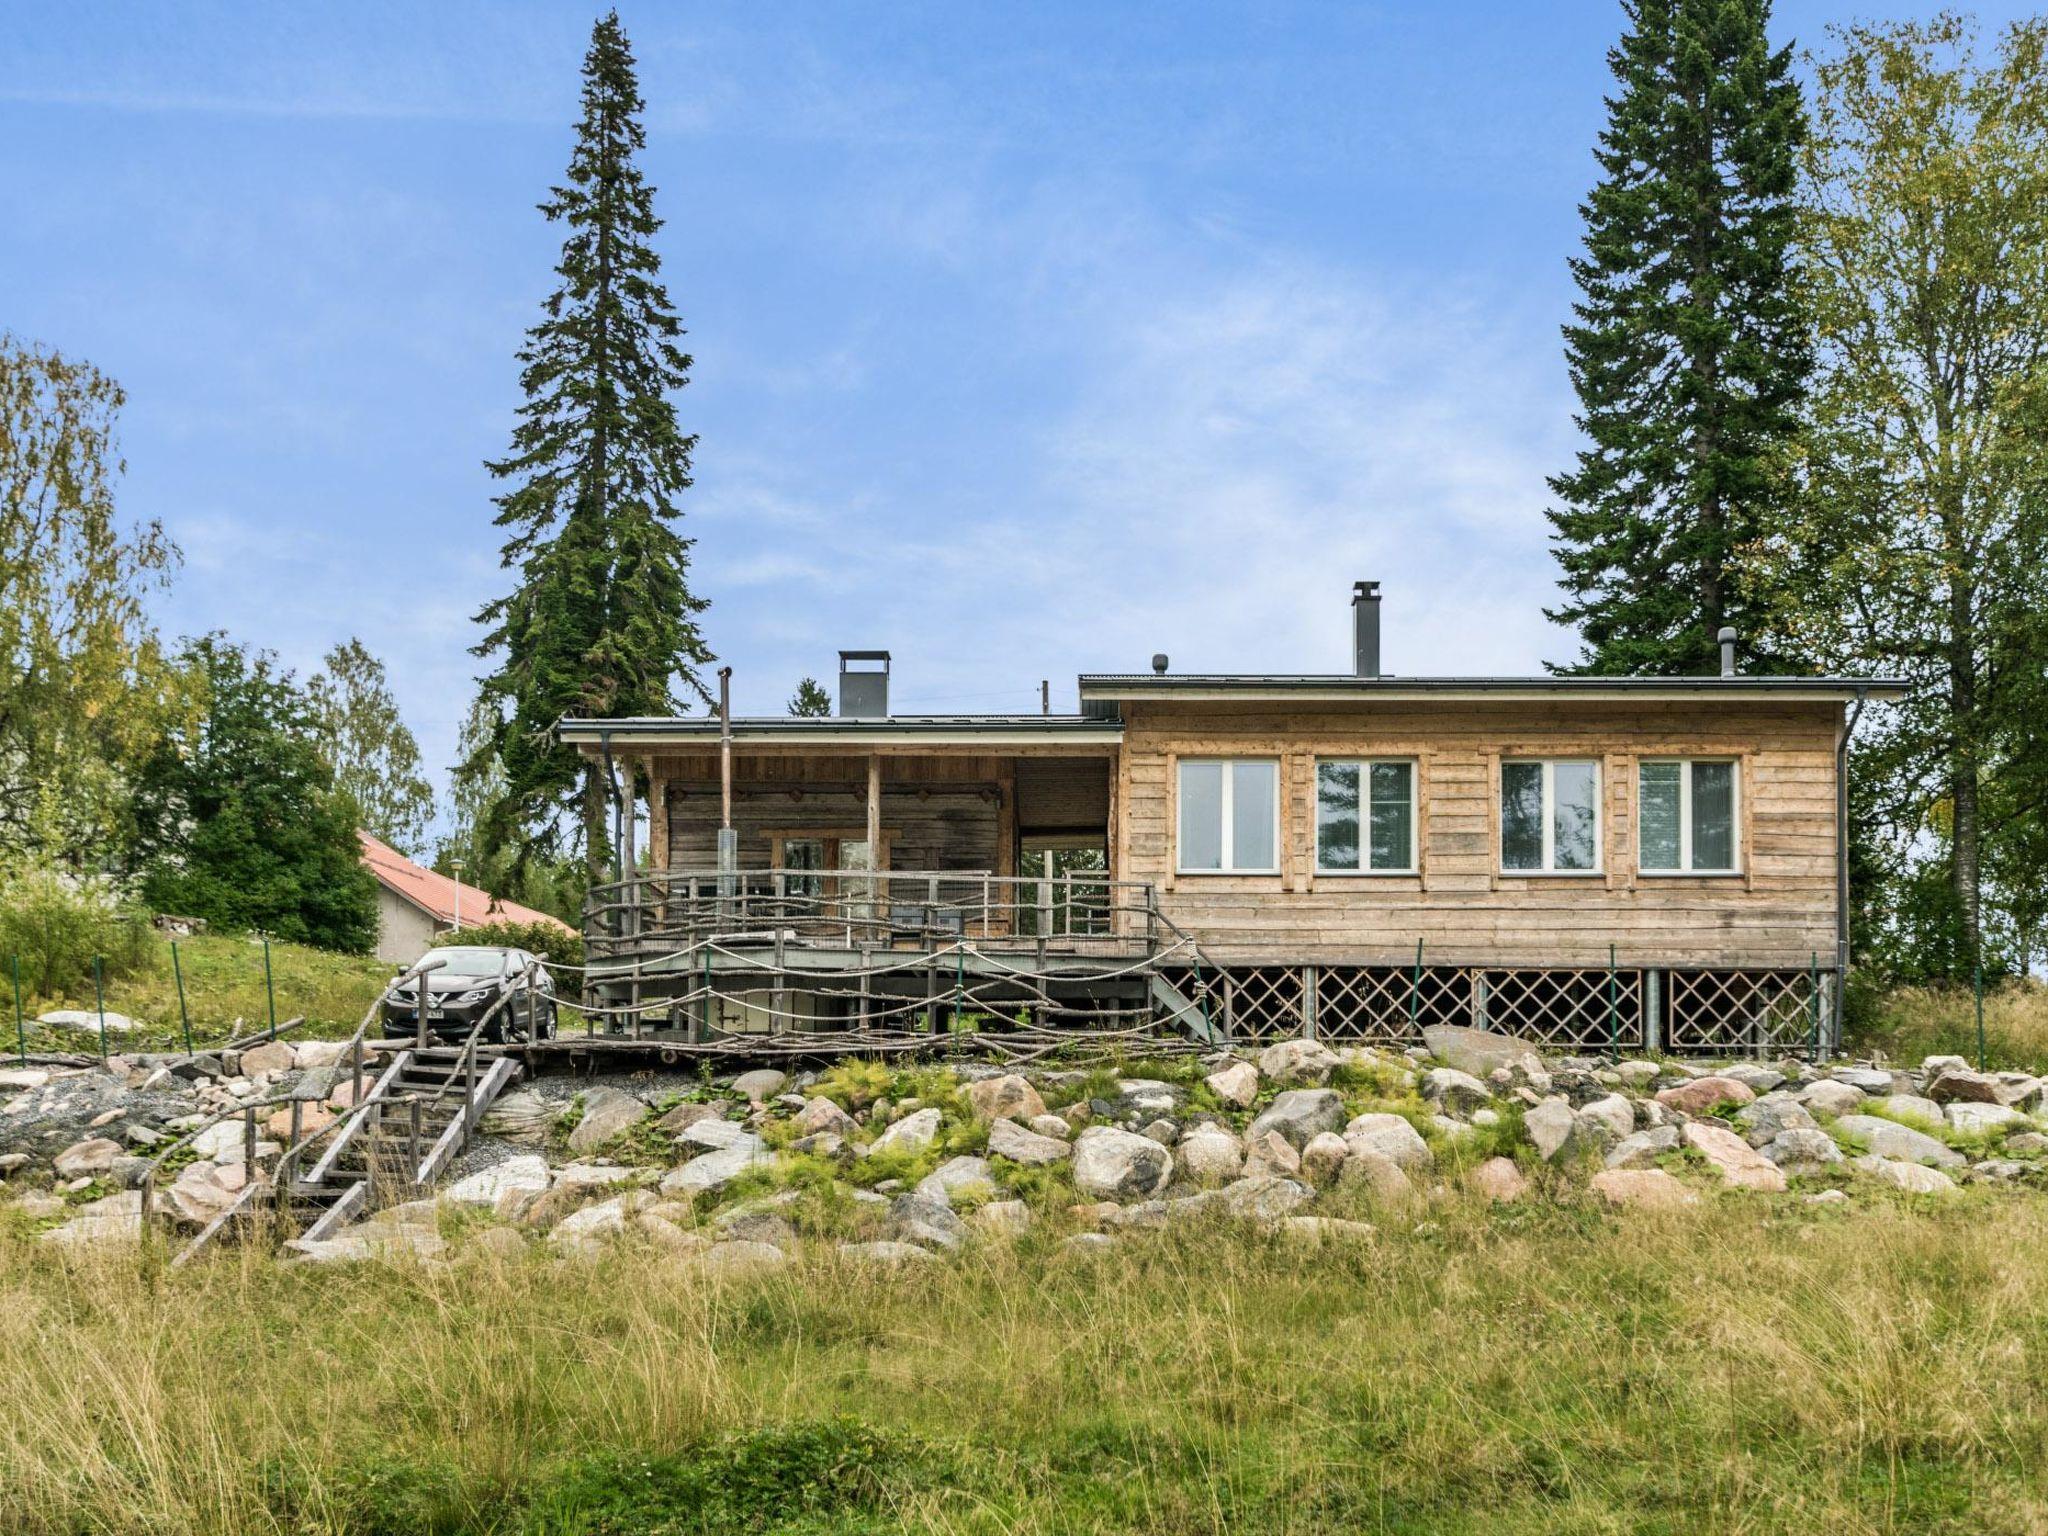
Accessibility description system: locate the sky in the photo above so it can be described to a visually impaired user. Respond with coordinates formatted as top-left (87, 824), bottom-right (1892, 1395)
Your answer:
top-left (1, 0), bottom-right (2027, 818)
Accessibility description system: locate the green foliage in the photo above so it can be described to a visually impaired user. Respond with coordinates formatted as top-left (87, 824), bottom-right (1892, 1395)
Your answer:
top-left (470, 12), bottom-right (711, 885)
top-left (811, 1059), bottom-right (891, 1111)
top-left (1548, 0), bottom-right (1809, 677)
top-left (430, 918), bottom-right (582, 970)
top-left (1762, 15), bottom-right (2048, 972)
top-left (787, 677), bottom-right (831, 716)
top-left (307, 638), bottom-right (435, 857)
top-left (131, 635), bottom-right (377, 954)
top-left (0, 865), bottom-right (152, 996)
top-left (0, 335), bottom-right (182, 872)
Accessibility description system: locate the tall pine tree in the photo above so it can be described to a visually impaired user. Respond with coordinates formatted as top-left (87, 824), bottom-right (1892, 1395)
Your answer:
top-left (1547, 0), bottom-right (1807, 676)
top-left (473, 11), bottom-right (711, 883)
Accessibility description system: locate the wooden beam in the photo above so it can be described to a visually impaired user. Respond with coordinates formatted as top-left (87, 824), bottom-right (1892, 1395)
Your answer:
top-left (866, 754), bottom-right (882, 870)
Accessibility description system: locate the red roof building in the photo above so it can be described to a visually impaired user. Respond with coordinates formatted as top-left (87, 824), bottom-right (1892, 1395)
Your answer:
top-left (358, 832), bottom-right (572, 963)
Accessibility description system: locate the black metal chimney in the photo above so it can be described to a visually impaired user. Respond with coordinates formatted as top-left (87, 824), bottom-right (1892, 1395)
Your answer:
top-left (837, 651), bottom-right (891, 717)
top-left (1352, 581), bottom-right (1381, 677)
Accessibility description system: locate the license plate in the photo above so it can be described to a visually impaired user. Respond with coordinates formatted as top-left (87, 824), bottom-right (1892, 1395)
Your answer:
top-left (426, 1008), bottom-right (445, 1019)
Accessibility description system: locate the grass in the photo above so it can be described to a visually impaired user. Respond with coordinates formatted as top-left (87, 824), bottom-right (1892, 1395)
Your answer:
top-left (1847, 978), bottom-right (2048, 1073)
top-left (6, 929), bottom-right (392, 1052)
top-left (8, 1190), bottom-right (2048, 1533)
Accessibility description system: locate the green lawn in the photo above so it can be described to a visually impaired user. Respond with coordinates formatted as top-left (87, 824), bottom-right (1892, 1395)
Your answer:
top-left (4, 1189), bottom-right (2047, 1534)
top-left (8, 930), bottom-right (391, 1052)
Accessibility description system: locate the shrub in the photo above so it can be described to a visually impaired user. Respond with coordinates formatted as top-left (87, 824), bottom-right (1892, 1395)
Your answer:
top-left (0, 865), bottom-right (154, 997)
top-left (431, 918), bottom-right (581, 969)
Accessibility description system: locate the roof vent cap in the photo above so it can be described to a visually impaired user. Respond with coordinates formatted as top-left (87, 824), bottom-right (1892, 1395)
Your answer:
top-left (1151, 653), bottom-right (1169, 675)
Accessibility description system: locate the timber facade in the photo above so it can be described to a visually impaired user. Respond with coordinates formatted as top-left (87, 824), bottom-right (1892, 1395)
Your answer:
top-left (563, 612), bottom-right (1904, 1058)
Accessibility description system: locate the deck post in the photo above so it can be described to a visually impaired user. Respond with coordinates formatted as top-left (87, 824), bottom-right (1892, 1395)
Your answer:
top-left (1301, 966), bottom-right (1318, 1040)
top-left (1645, 969), bottom-right (1662, 1054)
top-left (865, 754), bottom-right (882, 915)
top-left (1469, 969), bottom-right (1488, 1030)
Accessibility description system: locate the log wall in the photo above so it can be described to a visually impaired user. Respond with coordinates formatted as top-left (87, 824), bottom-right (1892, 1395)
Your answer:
top-left (1114, 698), bottom-right (1841, 969)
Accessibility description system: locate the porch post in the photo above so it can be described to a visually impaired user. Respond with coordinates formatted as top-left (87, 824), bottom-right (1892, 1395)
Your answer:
top-left (866, 753), bottom-right (882, 918)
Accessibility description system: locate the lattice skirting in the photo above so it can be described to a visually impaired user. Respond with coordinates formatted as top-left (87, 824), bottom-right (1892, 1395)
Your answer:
top-left (1162, 964), bottom-right (1838, 1057)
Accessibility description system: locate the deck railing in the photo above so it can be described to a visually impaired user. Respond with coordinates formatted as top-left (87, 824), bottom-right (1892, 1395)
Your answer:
top-left (583, 868), bottom-right (1160, 964)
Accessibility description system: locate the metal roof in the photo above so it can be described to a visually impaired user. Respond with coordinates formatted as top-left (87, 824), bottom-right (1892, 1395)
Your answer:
top-left (558, 714), bottom-right (1125, 748)
top-left (1077, 673), bottom-right (1911, 704)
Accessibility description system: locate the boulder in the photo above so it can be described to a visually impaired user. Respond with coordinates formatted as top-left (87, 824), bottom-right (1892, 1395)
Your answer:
top-left (1853, 1156), bottom-right (1958, 1195)
top-left (1205, 1060), bottom-right (1259, 1108)
top-left (1605, 1125), bottom-right (1681, 1169)
top-left (791, 1097), bottom-right (858, 1137)
top-left (1247, 1088), bottom-right (1347, 1150)
top-left (1115, 1079), bottom-right (1180, 1115)
top-left (1338, 1148), bottom-right (1414, 1204)
top-left (1256, 1038), bottom-right (1342, 1084)
top-left (238, 1040), bottom-right (295, 1076)
top-left (1736, 1097), bottom-right (1817, 1148)
top-left (1945, 1102), bottom-right (2029, 1135)
top-left (1576, 1093), bottom-right (1635, 1144)
top-left (567, 1088), bottom-right (647, 1153)
top-left (1762, 1128), bottom-right (1844, 1172)
top-left (1830, 1067), bottom-right (1898, 1093)
top-left (866, 1107), bottom-right (942, 1157)
top-left (1028, 1113), bottom-right (1072, 1140)
top-left (292, 1040), bottom-right (348, 1070)
top-left (1591, 1169), bottom-right (1698, 1210)
top-left (1682, 1122), bottom-right (1787, 1192)
top-left (1721, 1064), bottom-right (1787, 1095)
top-left (1071, 1125), bottom-right (1173, 1201)
top-left (1467, 1156), bottom-right (1529, 1202)
top-left (1797, 1079), bottom-right (1865, 1117)
top-left (914, 1156), bottom-right (995, 1205)
top-left (1242, 1128), bottom-right (1302, 1178)
top-left (53, 1137), bottom-right (121, 1179)
top-left (1866, 1093), bottom-right (1942, 1128)
top-left (1524, 1098), bottom-right (1577, 1162)
top-left (677, 1117), bottom-right (753, 1152)
top-left (1299, 1131), bottom-right (1349, 1185)
top-left (1421, 1067), bottom-right (1491, 1113)
top-left (166, 1163), bottom-right (242, 1224)
top-left (987, 1116), bottom-right (1070, 1166)
top-left (1654, 1077), bottom-right (1755, 1115)
top-left (1832, 1115), bottom-right (1965, 1169)
top-left (659, 1137), bottom-right (769, 1197)
top-left (965, 1074), bottom-right (1047, 1123)
top-left (1342, 1113), bottom-right (1433, 1172)
top-left (264, 1103), bottom-right (336, 1142)
top-left (729, 1069), bottom-right (788, 1103)
top-left (1177, 1127), bottom-right (1244, 1185)
top-left (1216, 1175), bottom-right (1313, 1223)
top-left (37, 1009), bottom-right (140, 1035)
top-left (444, 1154), bottom-right (552, 1206)
top-left (291, 1225), bottom-right (447, 1264)
top-left (1927, 1068), bottom-right (2002, 1105)
top-left (549, 1197), bottom-right (631, 1245)
top-left (1421, 1024), bottom-right (1545, 1078)
top-left (888, 1190), bottom-right (966, 1250)
top-left (711, 1203), bottom-right (798, 1248)
top-left (658, 1100), bottom-right (729, 1134)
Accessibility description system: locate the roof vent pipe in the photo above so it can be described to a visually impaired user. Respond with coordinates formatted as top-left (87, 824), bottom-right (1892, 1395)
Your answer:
top-left (1718, 626), bottom-right (1738, 678)
top-left (1151, 653), bottom-right (1169, 675)
top-left (1352, 580), bottom-right (1382, 677)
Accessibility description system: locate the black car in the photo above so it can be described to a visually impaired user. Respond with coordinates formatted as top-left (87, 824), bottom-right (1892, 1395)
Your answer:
top-left (382, 946), bottom-right (558, 1042)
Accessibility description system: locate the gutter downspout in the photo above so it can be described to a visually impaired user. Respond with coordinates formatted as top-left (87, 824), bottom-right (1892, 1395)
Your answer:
top-left (717, 667), bottom-right (737, 900)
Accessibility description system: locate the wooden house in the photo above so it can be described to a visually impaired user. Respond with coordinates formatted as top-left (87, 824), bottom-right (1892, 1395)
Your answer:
top-left (562, 586), bottom-right (1905, 1056)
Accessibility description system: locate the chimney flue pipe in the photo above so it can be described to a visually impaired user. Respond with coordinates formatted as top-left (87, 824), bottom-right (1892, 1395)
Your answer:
top-left (1352, 581), bottom-right (1382, 677)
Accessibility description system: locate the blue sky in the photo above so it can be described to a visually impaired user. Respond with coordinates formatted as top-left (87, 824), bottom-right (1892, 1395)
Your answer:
top-left (1, 1), bottom-right (2021, 809)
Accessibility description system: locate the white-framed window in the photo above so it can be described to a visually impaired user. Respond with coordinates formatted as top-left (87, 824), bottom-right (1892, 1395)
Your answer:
top-left (1638, 759), bottom-right (1739, 873)
top-left (1315, 759), bottom-right (1417, 874)
top-left (1500, 759), bottom-right (1602, 873)
top-left (1177, 759), bottom-right (1279, 873)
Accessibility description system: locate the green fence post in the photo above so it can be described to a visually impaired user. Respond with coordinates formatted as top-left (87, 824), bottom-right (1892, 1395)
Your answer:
top-left (11, 955), bottom-right (23, 1067)
top-left (171, 941), bottom-right (193, 1057)
top-left (92, 955), bottom-right (108, 1063)
top-left (262, 935), bottom-right (277, 1040)
top-left (1975, 951), bottom-right (1986, 1070)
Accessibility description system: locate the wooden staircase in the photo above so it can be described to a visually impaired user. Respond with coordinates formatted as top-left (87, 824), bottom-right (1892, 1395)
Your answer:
top-left (161, 1043), bottom-right (520, 1267)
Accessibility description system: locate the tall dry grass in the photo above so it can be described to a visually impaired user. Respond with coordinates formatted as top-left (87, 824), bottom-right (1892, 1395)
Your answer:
top-left (1852, 979), bottom-right (2048, 1072)
top-left (4, 1190), bottom-right (2048, 1534)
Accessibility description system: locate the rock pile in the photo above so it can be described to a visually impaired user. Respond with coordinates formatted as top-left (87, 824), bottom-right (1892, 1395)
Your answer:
top-left (8, 1029), bottom-right (2046, 1257)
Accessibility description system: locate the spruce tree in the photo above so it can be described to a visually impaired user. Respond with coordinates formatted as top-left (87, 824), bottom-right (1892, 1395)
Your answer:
top-left (787, 678), bottom-right (831, 716)
top-left (472, 11), bottom-right (710, 883)
top-left (1547, 0), bottom-right (1807, 676)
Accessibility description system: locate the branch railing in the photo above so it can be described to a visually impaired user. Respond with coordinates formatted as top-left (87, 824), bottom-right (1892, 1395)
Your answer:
top-left (584, 868), bottom-right (1161, 963)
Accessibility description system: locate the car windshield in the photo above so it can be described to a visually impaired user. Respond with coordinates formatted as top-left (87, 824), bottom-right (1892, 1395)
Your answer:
top-left (432, 948), bottom-right (505, 977)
